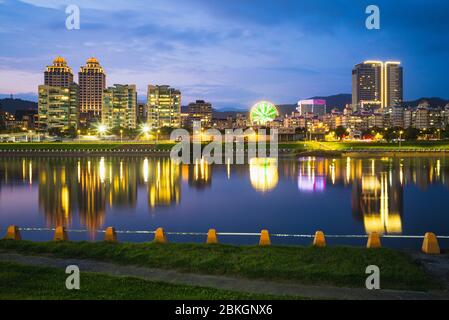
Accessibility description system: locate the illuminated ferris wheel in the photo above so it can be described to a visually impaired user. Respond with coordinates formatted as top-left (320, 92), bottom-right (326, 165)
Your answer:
top-left (250, 101), bottom-right (279, 125)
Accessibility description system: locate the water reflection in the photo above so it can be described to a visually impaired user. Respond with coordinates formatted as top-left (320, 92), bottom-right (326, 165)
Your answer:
top-left (297, 157), bottom-right (404, 234)
top-left (187, 158), bottom-right (212, 190)
top-left (147, 158), bottom-right (180, 208)
top-left (0, 156), bottom-right (449, 237)
top-left (298, 158), bottom-right (326, 192)
top-left (249, 158), bottom-right (278, 192)
top-left (352, 173), bottom-right (403, 234)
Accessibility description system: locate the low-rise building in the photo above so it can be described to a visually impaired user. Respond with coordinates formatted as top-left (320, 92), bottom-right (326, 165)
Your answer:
top-left (187, 100), bottom-right (212, 129)
top-left (414, 106), bottom-right (429, 129)
top-left (235, 113), bottom-right (248, 129)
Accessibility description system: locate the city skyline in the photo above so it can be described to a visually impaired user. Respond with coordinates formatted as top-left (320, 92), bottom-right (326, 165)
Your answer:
top-left (0, 0), bottom-right (448, 109)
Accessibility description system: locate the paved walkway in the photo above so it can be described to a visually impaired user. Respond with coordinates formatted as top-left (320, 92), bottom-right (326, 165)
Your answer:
top-left (409, 251), bottom-right (449, 289)
top-left (1, 251), bottom-right (448, 300)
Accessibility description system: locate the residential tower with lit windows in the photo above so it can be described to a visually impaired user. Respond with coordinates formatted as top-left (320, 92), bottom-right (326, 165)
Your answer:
top-left (102, 84), bottom-right (137, 129)
top-left (187, 100), bottom-right (212, 128)
top-left (79, 57), bottom-right (106, 119)
top-left (44, 56), bottom-right (74, 88)
top-left (352, 61), bottom-right (403, 111)
top-left (147, 85), bottom-right (181, 129)
top-left (37, 84), bottom-right (79, 132)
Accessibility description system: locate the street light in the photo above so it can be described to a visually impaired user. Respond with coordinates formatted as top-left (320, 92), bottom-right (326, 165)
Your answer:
top-left (399, 130), bottom-right (404, 148)
top-left (141, 125), bottom-right (150, 134)
top-left (140, 124), bottom-right (150, 141)
top-left (97, 124), bottom-right (107, 138)
top-left (120, 129), bottom-right (123, 143)
top-left (77, 130), bottom-right (81, 143)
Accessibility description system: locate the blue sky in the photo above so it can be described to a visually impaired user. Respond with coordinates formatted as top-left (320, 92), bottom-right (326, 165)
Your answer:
top-left (0, 0), bottom-right (448, 109)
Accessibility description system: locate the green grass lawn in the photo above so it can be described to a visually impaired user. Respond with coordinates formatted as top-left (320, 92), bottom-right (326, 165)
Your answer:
top-left (313, 141), bottom-right (449, 151)
top-left (0, 241), bottom-right (439, 291)
top-left (1, 140), bottom-right (449, 153)
top-left (0, 142), bottom-right (176, 150)
top-left (0, 261), bottom-right (290, 300)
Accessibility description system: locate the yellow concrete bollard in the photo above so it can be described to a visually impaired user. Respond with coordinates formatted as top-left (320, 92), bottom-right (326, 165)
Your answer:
top-left (422, 232), bottom-right (440, 255)
top-left (53, 226), bottom-right (68, 241)
top-left (154, 228), bottom-right (168, 244)
top-left (207, 229), bottom-right (218, 244)
top-left (259, 229), bottom-right (271, 246)
top-left (367, 232), bottom-right (382, 249)
top-left (104, 227), bottom-right (117, 242)
top-left (4, 225), bottom-right (21, 241)
top-left (313, 231), bottom-right (326, 247)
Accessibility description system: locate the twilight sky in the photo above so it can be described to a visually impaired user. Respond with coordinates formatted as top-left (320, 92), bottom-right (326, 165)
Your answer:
top-left (0, 0), bottom-right (448, 109)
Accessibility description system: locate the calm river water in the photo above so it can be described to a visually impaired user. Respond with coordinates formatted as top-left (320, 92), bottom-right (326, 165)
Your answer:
top-left (1, 156), bottom-right (448, 248)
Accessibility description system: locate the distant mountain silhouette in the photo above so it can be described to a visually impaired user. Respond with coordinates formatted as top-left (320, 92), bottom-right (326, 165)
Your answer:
top-left (308, 94), bottom-right (352, 111)
top-left (0, 98), bottom-right (38, 113)
top-left (403, 97), bottom-right (449, 108)
top-left (0, 93), bottom-right (38, 102)
top-left (212, 110), bottom-right (242, 119)
top-left (275, 104), bottom-right (297, 116)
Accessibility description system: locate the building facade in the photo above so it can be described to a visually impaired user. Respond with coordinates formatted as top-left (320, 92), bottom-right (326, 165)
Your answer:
top-left (414, 106), bottom-right (429, 129)
top-left (38, 84), bottom-right (79, 131)
top-left (352, 61), bottom-right (403, 111)
top-left (385, 62), bottom-right (403, 107)
top-left (187, 100), bottom-right (212, 128)
top-left (44, 56), bottom-right (74, 88)
top-left (235, 113), bottom-right (248, 129)
top-left (386, 106), bottom-right (404, 128)
top-left (137, 103), bottom-right (148, 124)
top-left (102, 84), bottom-right (137, 129)
top-left (352, 61), bottom-right (382, 111)
top-left (0, 110), bottom-right (15, 131)
top-left (297, 99), bottom-right (326, 116)
top-left (79, 57), bottom-right (106, 118)
top-left (147, 85), bottom-right (181, 129)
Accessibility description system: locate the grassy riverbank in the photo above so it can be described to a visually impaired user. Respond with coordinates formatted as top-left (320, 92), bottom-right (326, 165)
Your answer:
top-left (0, 241), bottom-right (439, 291)
top-left (0, 261), bottom-right (288, 300)
top-left (310, 141), bottom-right (449, 151)
top-left (0, 142), bottom-right (176, 151)
top-left (1, 140), bottom-right (449, 153)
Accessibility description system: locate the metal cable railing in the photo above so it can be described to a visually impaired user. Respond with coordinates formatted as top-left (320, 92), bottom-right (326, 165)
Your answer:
top-left (3, 227), bottom-right (449, 239)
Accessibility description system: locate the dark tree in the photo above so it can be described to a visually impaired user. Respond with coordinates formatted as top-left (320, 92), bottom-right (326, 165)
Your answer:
top-left (404, 127), bottom-right (419, 141)
top-left (48, 127), bottom-right (62, 137)
top-left (335, 126), bottom-right (347, 140)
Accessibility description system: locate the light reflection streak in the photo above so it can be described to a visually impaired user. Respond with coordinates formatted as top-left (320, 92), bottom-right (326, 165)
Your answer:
top-left (249, 158), bottom-right (278, 192)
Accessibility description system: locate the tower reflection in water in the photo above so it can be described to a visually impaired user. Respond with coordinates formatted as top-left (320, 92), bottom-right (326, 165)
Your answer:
top-left (185, 158), bottom-right (212, 190)
top-left (23, 157), bottom-right (184, 232)
top-left (298, 157), bottom-right (403, 234)
top-left (353, 172), bottom-right (403, 234)
top-left (38, 159), bottom-right (75, 228)
top-left (143, 158), bottom-right (181, 209)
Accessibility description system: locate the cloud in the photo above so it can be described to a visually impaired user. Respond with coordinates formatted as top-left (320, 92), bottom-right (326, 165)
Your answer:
top-left (1, 0), bottom-right (448, 107)
top-left (0, 67), bottom-right (41, 93)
